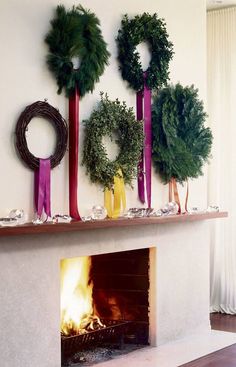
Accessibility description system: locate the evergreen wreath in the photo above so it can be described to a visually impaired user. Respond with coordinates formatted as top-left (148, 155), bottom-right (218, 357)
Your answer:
top-left (82, 93), bottom-right (144, 189)
top-left (152, 83), bottom-right (213, 184)
top-left (45, 5), bottom-right (110, 98)
top-left (116, 13), bottom-right (174, 92)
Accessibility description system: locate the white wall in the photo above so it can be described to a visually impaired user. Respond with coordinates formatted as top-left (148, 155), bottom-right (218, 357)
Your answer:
top-left (0, 0), bottom-right (207, 218)
top-left (0, 2), bottom-right (210, 366)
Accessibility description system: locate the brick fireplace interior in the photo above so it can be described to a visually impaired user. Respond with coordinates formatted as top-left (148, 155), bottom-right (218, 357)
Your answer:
top-left (61, 248), bottom-right (150, 366)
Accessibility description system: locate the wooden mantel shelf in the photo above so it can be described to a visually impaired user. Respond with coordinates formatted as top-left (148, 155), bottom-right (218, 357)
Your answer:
top-left (0, 211), bottom-right (228, 237)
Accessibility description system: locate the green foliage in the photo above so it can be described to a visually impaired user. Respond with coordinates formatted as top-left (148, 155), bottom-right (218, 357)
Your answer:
top-left (116, 13), bottom-right (174, 92)
top-left (152, 83), bottom-right (213, 183)
top-left (82, 93), bottom-right (144, 189)
top-left (45, 5), bottom-right (110, 98)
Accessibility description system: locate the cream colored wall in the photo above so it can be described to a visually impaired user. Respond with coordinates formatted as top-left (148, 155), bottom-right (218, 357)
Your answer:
top-left (0, 2), bottom-right (210, 366)
top-left (0, 0), bottom-right (207, 218)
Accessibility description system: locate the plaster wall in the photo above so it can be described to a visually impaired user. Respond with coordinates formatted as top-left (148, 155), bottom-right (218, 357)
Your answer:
top-left (0, 0), bottom-right (207, 217)
top-left (0, 1), bottom-right (210, 366)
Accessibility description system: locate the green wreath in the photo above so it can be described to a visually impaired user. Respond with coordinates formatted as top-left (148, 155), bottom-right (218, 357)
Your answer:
top-left (116, 13), bottom-right (174, 92)
top-left (152, 83), bottom-right (213, 184)
top-left (45, 5), bottom-right (110, 98)
top-left (82, 93), bottom-right (144, 189)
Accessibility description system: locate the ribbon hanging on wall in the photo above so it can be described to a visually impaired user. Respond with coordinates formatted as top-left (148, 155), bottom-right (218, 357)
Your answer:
top-left (34, 159), bottom-right (51, 219)
top-left (82, 93), bottom-right (144, 219)
top-left (116, 12), bottom-right (174, 208)
top-left (168, 178), bottom-right (189, 214)
top-left (137, 73), bottom-right (152, 208)
top-left (104, 169), bottom-right (126, 219)
top-left (45, 5), bottom-right (110, 220)
top-left (15, 101), bottom-right (68, 221)
top-left (68, 87), bottom-right (81, 220)
top-left (152, 83), bottom-right (213, 210)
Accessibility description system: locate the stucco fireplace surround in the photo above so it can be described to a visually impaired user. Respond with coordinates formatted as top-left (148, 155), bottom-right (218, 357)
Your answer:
top-left (0, 216), bottom-right (225, 367)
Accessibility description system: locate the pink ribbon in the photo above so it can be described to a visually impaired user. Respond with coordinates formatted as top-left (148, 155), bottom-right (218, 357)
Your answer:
top-left (137, 73), bottom-right (152, 208)
top-left (34, 159), bottom-right (51, 218)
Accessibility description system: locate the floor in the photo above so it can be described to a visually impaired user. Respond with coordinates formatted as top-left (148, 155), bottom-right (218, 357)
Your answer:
top-left (179, 313), bottom-right (236, 367)
top-left (95, 314), bottom-right (236, 367)
top-left (210, 312), bottom-right (236, 333)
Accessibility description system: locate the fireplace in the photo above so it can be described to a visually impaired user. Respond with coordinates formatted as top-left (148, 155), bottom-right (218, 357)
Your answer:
top-left (61, 249), bottom-right (150, 365)
top-left (0, 218), bottom-right (218, 367)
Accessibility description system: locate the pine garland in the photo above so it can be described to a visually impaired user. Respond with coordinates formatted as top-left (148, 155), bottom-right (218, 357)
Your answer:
top-left (45, 5), bottom-right (110, 98)
top-left (82, 93), bottom-right (144, 189)
top-left (152, 83), bottom-right (213, 183)
top-left (116, 13), bottom-right (174, 91)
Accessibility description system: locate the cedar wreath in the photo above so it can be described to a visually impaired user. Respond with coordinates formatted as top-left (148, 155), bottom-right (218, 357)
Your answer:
top-left (152, 83), bottom-right (213, 183)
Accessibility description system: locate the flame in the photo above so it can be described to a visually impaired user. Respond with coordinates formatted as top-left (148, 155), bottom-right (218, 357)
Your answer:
top-left (60, 256), bottom-right (104, 336)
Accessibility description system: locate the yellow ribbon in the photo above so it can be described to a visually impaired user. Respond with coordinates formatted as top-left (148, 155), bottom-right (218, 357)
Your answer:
top-left (104, 169), bottom-right (126, 218)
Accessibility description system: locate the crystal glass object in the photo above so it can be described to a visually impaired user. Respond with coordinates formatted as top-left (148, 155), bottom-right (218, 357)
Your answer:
top-left (91, 206), bottom-right (107, 220)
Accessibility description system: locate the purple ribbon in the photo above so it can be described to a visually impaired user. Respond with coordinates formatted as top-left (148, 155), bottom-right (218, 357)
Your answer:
top-left (137, 90), bottom-right (145, 203)
top-left (34, 159), bottom-right (51, 218)
top-left (137, 73), bottom-right (152, 208)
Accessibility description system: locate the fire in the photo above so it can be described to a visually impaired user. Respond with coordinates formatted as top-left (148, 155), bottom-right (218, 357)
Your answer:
top-left (60, 256), bottom-right (104, 336)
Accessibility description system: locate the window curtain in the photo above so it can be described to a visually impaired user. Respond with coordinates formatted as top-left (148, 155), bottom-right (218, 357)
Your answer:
top-left (207, 7), bottom-right (236, 313)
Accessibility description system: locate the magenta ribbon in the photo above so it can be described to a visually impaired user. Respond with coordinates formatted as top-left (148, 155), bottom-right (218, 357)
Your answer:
top-left (34, 159), bottom-right (51, 218)
top-left (137, 90), bottom-right (145, 203)
top-left (137, 73), bottom-right (152, 208)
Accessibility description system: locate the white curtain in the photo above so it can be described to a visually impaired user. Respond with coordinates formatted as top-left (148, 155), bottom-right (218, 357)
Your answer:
top-left (207, 7), bottom-right (236, 313)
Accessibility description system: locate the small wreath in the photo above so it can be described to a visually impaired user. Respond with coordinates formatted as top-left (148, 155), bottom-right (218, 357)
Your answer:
top-left (45, 5), bottom-right (110, 98)
top-left (116, 13), bottom-right (174, 92)
top-left (82, 93), bottom-right (144, 189)
top-left (152, 83), bottom-right (213, 184)
top-left (15, 101), bottom-right (68, 170)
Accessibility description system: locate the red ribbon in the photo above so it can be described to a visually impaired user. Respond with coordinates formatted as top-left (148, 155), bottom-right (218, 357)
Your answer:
top-left (137, 73), bottom-right (152, 208)
top-left (69, 87), bottom-right (81, 220)
top-left (34, 159), bottom-right (51, 218)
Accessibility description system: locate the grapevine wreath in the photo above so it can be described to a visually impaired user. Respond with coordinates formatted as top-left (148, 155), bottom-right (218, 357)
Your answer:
top-left (152, 83), bottom-right (213, 184)
top-left (82, 93), bottom-right (144, 190)
top-left (15, 101), bottom-right (68, 170)
top-left (45, 5), bottom-right (110, 97)
top-left (116, 13), bottom-right (174, 91)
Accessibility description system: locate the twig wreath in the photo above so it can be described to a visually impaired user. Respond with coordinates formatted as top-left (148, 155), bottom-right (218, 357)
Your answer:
top-left (152, 83), bottom-right (213, 184)
top-left (116, 13), bottom-right (174, 91)
top-left (15, 101), bottom-right (68, 219)
top-left (15, 101), bottom-right (68, 170)
top-left (45, 5), bottom-right (110, 98)
top-left (82, 93), bottom-right (144, 190)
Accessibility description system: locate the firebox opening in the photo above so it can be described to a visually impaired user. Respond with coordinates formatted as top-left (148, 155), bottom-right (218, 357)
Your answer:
top-left (61, 248), bottom-right (150, 366)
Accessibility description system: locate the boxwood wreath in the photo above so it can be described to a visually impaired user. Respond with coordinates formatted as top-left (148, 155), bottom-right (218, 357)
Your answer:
top-left (82, 93), bottom-right (144, 190)
top-left (116, 13), bottom-right (174, 91)
top-left (116, 12), bottom-right (173, 208)
top-left (45, 5), bottom-right (110, 98)
top-left (152, 83), bottom-right (213, 184)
